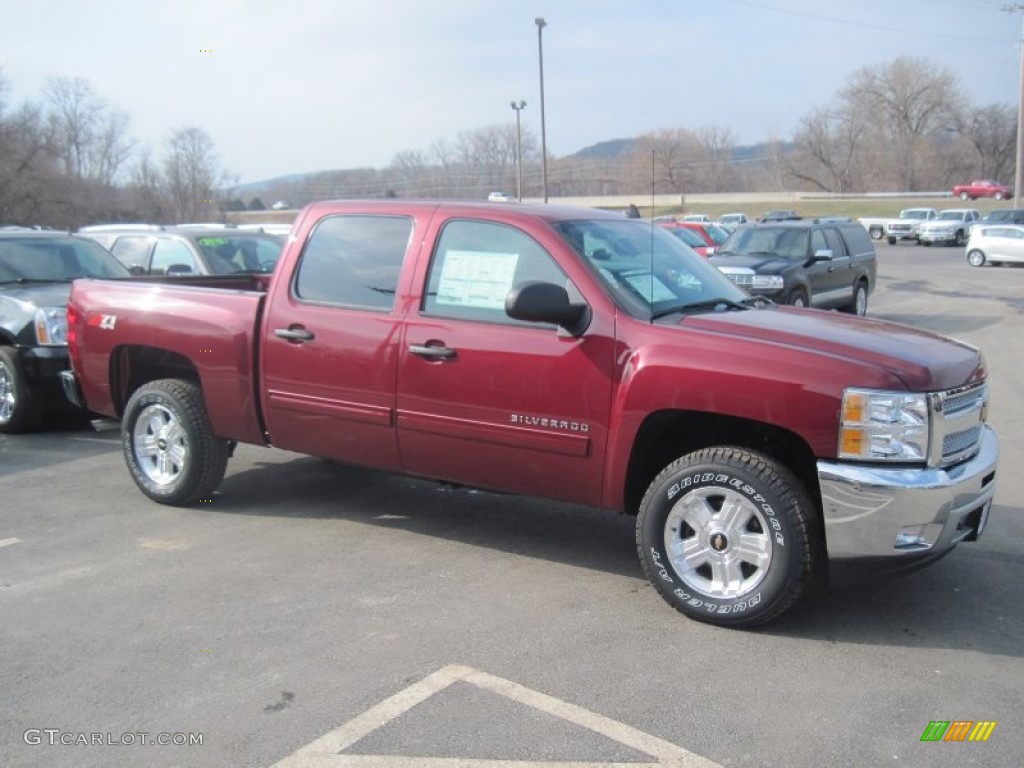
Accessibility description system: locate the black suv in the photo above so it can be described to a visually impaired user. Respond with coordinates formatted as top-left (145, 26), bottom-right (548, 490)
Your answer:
top-left (708, 218), bottom-right (877, 315)
top-left (1, 230), bottom-right (129, 432)
top-left (78, 225), bottom-right (283, 276)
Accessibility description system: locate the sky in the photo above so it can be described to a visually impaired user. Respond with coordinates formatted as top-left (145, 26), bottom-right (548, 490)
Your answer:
top-left (2, 0), bottom-right (1020, 185)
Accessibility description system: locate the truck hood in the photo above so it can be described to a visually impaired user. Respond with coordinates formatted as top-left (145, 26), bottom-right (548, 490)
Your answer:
top-left (708, 253), bottom-right (793, 274)
top-left (677, 307), bottom-right (982, 391)
top-left (0, 282), bottom-right (73, 310)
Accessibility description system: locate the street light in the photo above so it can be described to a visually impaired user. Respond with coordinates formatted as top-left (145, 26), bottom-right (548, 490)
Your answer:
top-left (510, 100), bottom-right (527, 201)
top-left (535, 16), bottom-right (548, 203)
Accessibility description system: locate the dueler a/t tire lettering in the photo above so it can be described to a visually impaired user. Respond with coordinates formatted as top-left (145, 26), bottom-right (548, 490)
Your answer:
top-left (636, 447), bottom-right (817, 628)
top-left (122, 379), bottom-right (229, 505)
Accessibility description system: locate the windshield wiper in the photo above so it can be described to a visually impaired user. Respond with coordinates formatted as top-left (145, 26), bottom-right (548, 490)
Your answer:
top-left (651, 297), bottom-right (749, 319)
top-left (0, 277), bottom-right (72, 285)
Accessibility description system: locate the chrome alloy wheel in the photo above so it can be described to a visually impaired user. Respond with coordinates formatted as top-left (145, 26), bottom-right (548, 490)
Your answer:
top-left (133, 403), bottom-right (189, 486)
top-left (0, 360), bottom-right (14, 424)
top-left (663, 486), bottom-right (773, 598)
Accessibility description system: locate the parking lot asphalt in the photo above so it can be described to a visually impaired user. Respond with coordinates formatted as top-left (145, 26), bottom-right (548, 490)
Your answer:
top-left (1, 241), bottom-right (1022, 768)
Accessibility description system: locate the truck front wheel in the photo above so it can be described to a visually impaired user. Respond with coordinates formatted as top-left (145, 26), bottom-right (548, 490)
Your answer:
top-left (122, 379), bottom-right (229, 505)
top-left (636, 447), bottom-right (817, 628)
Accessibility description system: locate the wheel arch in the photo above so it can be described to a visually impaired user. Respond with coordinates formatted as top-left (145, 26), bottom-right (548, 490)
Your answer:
top-left (110, 345), bottom-right (199, 417)
top-left (623, 409), bottom-right (822, 525)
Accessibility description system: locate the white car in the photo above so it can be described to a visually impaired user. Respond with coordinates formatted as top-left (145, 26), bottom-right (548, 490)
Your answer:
top-left (680, 214), bottom-right (712, 223)
top-left (487, 192), bottom-right (514, 202)
top-left (717, 212), bottom-right (748, 228)
top-left (966, 224), bottom-right (1024, 267)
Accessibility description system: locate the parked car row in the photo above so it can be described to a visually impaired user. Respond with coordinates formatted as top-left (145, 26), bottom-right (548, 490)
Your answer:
top-left (79, 225), bottom-right (283, 276)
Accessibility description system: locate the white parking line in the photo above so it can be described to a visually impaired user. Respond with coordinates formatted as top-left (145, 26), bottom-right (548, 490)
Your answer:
top-left (270, 664), bottom-right (721, 768)
top-left (0, 537), bottom-right (22, 548)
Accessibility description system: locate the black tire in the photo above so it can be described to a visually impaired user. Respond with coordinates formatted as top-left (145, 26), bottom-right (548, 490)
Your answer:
top-left (922, 241), bottom-right (932, 247)
top-left (0, 346), bottom-right (42, 434)
top-left (967, 249), bottom-right (986, 267)
top-left (636, 447), bottom-right (817, 628)
top-left (959, 191), bottom-right (970, 201)
top-left (994, 192), bottom-right (1004, 201)
top-left (785, 287), bottom-right (808, 308)
top-left (868, 225), bottom-right (883, 240)
top-left (886, 236), bottom-right (896, 245)
top-left (843, 280), bottom-right (869, 316)
top-left (122, 379), bottom-right (229, 505)
top-left (954, 230), bottom-right (966, 247)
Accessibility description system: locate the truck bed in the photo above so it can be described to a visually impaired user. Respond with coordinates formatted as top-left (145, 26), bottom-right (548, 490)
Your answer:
top-left (68, 276), bottom-right (268, 444)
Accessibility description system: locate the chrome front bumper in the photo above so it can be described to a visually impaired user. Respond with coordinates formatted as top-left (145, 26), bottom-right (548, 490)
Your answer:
top-left (818, 426), bottom-right (998, 564)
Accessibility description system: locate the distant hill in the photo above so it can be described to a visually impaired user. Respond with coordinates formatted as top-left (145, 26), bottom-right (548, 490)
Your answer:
top-left (230, 139), bottom-right (795, 192)
top-left (569, 138), bottom-right (636, 159)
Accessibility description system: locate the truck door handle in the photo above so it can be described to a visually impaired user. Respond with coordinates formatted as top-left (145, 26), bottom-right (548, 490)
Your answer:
top-left (274, 327), bottom-right (315, 342)
top-left (408, 343), bottom-right (457, 360)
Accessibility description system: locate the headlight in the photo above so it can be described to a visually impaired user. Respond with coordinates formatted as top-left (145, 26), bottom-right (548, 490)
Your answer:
top-left (34, 306), bottom-right (68, 346)
top-left (839, 388), bottom-right (929, 462)
top-left (751, 275), bottom-right (784, 290)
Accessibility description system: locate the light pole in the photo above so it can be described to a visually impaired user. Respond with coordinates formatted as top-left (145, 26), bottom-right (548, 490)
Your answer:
top-left (535, 16), bottom-right (548, 203)
top-left (510, 100), bottom-right (527, 201)
top-left (1016, 14), bottom-right (1023, 208)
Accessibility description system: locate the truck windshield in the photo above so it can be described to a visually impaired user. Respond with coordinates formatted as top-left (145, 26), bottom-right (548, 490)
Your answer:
top-left (552, 219), bottom-right (748, 321)
top-left (0, 237), bottom-right (129, 282)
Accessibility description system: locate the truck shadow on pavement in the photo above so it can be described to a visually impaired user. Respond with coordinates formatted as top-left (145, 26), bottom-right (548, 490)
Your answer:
top-left (212, 456), bottom-right (1022, 657)
top-left (214, 454), bottom-right (642, 580)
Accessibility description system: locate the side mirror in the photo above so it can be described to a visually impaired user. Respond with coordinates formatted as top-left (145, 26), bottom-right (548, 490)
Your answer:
top-left (810, 248), bottom-right (834, 263)
top-left (128, 265), bottom-right (147, 276)
top-left (166, 263), bottom-right (194, 275)
top-left (506, 281), bottom-right (590, 336)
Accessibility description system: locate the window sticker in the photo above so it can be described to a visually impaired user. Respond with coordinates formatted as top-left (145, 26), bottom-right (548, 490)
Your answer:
top-left (197, 237), bottom-right (228, 246)
top-left (621, 269), bottom-right (676, 302)
top-left (436, 250), bottom-right (519, 309)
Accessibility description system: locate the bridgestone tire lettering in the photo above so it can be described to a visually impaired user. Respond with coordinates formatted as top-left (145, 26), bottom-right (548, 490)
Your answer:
top-left (636, 446), bottom-right (818, 628)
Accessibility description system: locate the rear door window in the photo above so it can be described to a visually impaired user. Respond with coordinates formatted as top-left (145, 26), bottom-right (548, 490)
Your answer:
top-left (293, 215), bottom-right (413, 310)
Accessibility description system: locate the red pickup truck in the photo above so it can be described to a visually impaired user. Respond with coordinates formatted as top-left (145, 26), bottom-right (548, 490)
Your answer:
top-left (952, 179), bottom-right (1013, 201)
top-left (62, 201), bottom-right (999, 627)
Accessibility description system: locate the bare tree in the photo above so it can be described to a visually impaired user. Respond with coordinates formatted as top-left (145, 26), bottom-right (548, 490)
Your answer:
top-left (631, 129), bottom-right (696, 193)
top-left (958, 103), bottom-right (1017, 183)
top-left (691, 125), bottom-right (739, 191)
top-left (788, 106), bottom-right (869, 192)
top-left (840, 57), bottom-right (962, 190)
top-left (42, 77), bottom-right (133, 185)
top-left (162, 126), bottom-right (228, 222)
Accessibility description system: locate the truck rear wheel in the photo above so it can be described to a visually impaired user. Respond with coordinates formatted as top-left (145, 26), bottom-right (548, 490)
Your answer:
top-left (636, 447), bottom-right (817, 628)
top-left (0, 347), bottom-right (42, 434)
top-left (122, 379), bottom-right (229, 505)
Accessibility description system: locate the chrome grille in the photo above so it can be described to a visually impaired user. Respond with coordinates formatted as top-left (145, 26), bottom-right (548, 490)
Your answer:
top-left (930, 382), bottom-right (988, 467)
top-left (725, 274), bottom-right (753, 287)
top-left (943, 425), bottom-right (982, 458)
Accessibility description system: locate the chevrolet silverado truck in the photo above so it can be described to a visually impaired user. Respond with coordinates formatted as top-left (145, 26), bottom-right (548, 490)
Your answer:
top-left (62, 201), bottom-right (999, 628)
top-left (885, 208), bottom-right (939, 245)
